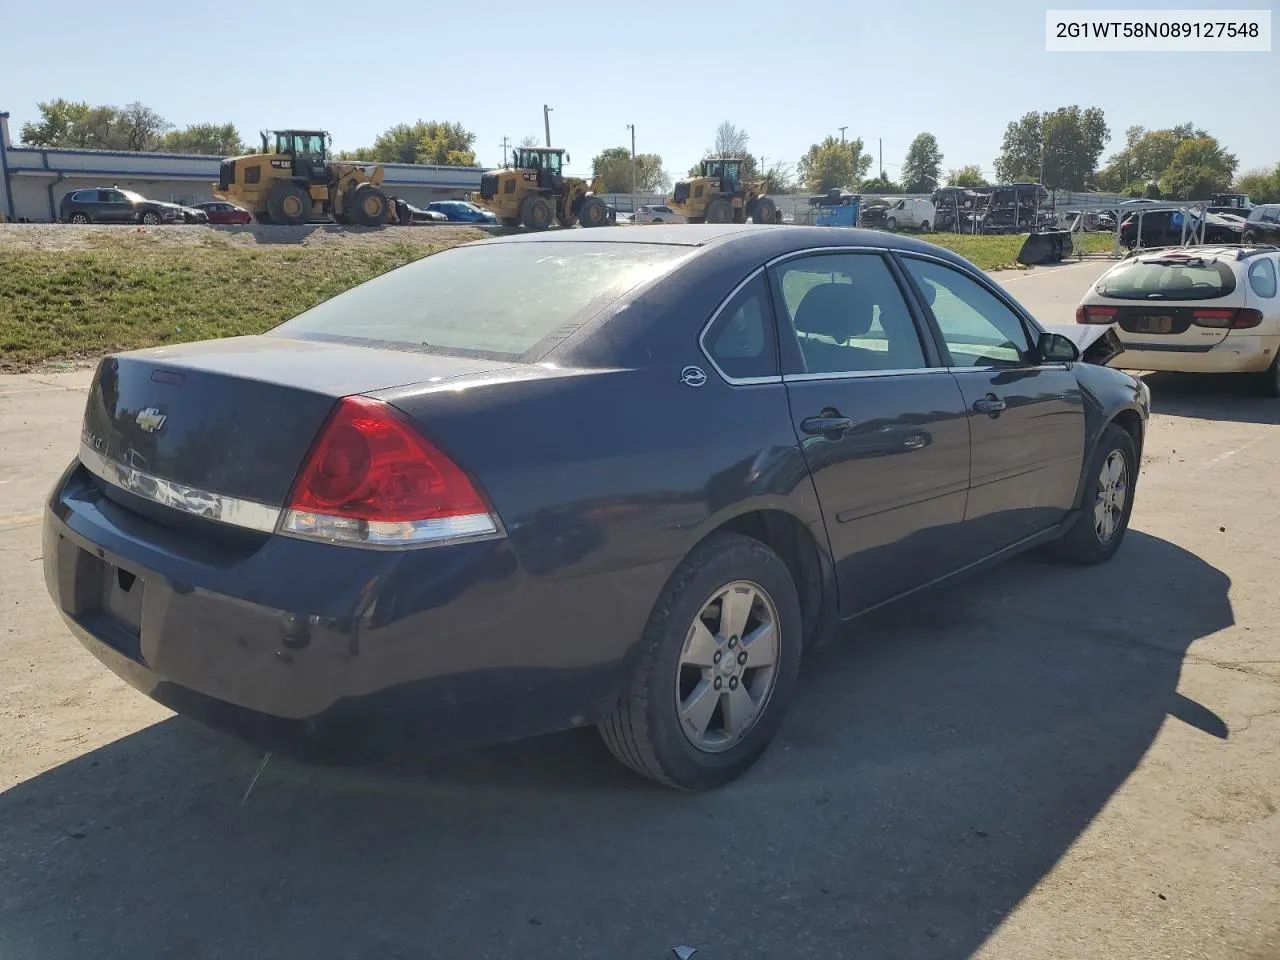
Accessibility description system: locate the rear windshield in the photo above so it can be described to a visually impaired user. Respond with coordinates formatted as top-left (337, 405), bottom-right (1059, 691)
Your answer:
top-left (270, 241), bottom-right (689, 361)
top-left (1096, 258), bottom-right (1237, 301)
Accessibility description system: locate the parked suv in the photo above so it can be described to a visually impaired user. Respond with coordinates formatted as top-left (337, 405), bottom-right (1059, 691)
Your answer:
top-left (1242, 204), bottom-right (1280, 245)
top-left (59, 188), bottom-right (186, 225)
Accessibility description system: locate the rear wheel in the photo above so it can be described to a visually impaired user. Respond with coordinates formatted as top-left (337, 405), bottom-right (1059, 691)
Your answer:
top-left (349, 183), bottom-right (390, 226)
top-left (705, 198), bottom-right (733, 224)
top-left (1259, 353), bottom-right (1280, 398)
top-left (267, 182), bottom-right (311, 226)
top-left (886, 216), bottom-right (898, 231)
top-left (520, 194), bottom-right (554, 230)
top-left (598, 532), bottom-right (802, 790)
top-left (1243, 230), bottom-right (1258, 244)
top-left (1047, 424), bottom-right (1137, 564)
top-left (140, 211), bottom-right (162, 226)
top-left (753, 197), bottom-right (777, 225)
top-left (578, 195), bottom-right (609, 228)
top-left (919, 220), bottom-right (930, 232)
top-left (69, 212), bottom-right (90, 224)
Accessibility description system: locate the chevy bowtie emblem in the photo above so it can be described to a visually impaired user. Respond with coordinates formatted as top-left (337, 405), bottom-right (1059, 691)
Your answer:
top-left (136, 407), bottom-right (167, 434)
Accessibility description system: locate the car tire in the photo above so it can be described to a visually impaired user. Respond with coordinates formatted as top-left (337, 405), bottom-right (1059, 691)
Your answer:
top-left (598, 531), bottom-right (802, 791)
top-left (1046, 423), bottom-right (1137, 565)
top-left (1242, 230), bottom-right (1257, 244)
top-left (69, 213), bottom-right (90, 225)
top-left (140, 211), bottom-right (161, 226)
top-left (1258, 353), bottom-right (1280, 398)
top-left (887, 216), bottom-right (898, 231)
top-left (919, 220), bottom-right (930, 233)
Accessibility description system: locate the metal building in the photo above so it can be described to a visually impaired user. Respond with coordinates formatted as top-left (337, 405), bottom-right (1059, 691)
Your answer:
top-left (0, 113), bottom-right (483, 222)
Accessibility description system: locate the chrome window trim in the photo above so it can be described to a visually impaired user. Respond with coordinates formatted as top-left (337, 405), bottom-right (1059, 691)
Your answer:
top-left (78, 441), bottom-right (281, 534)
top-left (782, 368), bottom-right (954, 383)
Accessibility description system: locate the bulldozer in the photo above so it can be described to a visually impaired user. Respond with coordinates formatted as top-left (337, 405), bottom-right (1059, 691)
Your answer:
top-left (668, 158), bottom-right (780, 225)
top-left (472, 147), bottom-right (610, 230)
top-left (214, 130), bottom-right (398, 226)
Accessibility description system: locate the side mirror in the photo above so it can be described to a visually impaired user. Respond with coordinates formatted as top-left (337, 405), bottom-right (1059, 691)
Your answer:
top-left (564, 152), bottom-right (571, 164)
top-left (1038, 331), bottom-right (1080, 363)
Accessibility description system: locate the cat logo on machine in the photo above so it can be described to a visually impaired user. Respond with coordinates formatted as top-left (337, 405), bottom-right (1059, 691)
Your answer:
top-left (522, 172), bottom-right (538, 182)
top-left (271, 159), bottom-right (291, 169)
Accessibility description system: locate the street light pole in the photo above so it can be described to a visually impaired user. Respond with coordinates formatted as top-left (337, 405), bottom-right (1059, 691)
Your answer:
top-left (626, 123), bottom-right (636, 214)
top-left (543, 105), bottom-right (553, 148)
top-left (498, 135), bottom-right (510, 167)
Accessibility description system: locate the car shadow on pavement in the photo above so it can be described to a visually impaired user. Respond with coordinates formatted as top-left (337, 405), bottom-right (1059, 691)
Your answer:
top-left (0, 531), bottom-right (1230, 960)
top-left (1145, 371), bottom-right (1280, 425)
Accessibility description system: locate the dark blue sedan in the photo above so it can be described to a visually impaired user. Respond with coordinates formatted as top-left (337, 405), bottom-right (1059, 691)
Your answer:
top-left (43, 225), bottom-right (1148, 790)
top-left (424, 200), bottom-right (497, 224)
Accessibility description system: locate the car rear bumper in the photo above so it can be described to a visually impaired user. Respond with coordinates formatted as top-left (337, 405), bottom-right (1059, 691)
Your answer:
top-left (1116, 333), bottom-right (1280, 374)
top-left (43, 460), bottom-right (641, 755)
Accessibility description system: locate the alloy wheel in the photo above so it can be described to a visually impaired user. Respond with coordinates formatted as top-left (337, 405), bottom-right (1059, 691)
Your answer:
top-left (1094, 449), bottom-right (1128, 543)
top-left (675, 580), bottom-right (780, 753)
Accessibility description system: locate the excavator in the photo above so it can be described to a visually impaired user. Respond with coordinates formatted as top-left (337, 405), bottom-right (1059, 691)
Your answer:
top-left (214, 130), bottom-right (399, 226)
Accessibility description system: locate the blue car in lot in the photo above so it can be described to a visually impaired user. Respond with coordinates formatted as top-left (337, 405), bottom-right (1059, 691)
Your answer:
top-left (424, 200), bottom-right (498, 224)
top-left (43, 225), bottom-right (1147, 791)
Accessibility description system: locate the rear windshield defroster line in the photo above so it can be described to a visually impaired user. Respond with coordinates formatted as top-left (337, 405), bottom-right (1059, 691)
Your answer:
top-left (269, 242), bottom-right (690, 363)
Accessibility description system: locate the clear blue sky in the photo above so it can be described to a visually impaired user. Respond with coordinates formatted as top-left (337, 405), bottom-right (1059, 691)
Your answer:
top-left (4, 0), bottom-right (1277, 182)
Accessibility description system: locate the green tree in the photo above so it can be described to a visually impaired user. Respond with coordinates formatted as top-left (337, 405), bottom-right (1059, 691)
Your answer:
top-left (340, 121), bottom-right (477, 165)
top-left (797, 136), bottom-right (872, 192)
top-left (19, 99), bottom-right (168, 151)
top-left (995, 106), bottom-right (1108, 189)
top-left (760, 162), bottom-right (794, 195)
top-left (945, 165), bottom-right (989, 188)
top-left (859, 174), bottom-right (901, 195)
top-left (901, 133), bottom-right (943, 192)
top-left (1160, 135), bottom-right (1238, 198)
top-left (1097, 123), bottom-right (1209, 193)
top-left (591, 146), bottom-right (670, 192)
top-left (1234, 164), bottom-right (1280, 204)
top-left (159, 122), bottom-right (245, 155)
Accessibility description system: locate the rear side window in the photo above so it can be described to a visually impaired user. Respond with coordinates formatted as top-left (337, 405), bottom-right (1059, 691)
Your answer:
top-left (702, 273), bottom-right (777, 380)
top-left (773, 253), bottom-right (927, 374)
top-left (271, 242), bottom-right (688, 361)
top-left (1248, 258), bottom-right (1278, 298)
top-left (1096, 258), bottom-right (1237, 300)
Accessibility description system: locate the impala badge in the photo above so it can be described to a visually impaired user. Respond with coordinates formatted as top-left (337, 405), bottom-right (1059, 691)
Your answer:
top-left (136, 407), bottom-right (167, 434)
top-left (680, 366), bottom-right (708, 388)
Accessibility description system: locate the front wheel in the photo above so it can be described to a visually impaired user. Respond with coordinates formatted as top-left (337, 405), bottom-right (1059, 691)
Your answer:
top-left (886, 216), bottom-right (898, 231)
top-left (1259, 352), bottom-right (1280, 398)
top-left (598, 532), bottom-right (802, 790)
top-left (1047, 424), bottom-right (1137, 564)
top-left (140, 211), bottom-right (161, 226)
top-left (69, 212), bottom-right (90, 224)
top-left (578, 196), bottom-right (609, 228)
top-left (919, 220), bottom-right (930, 232)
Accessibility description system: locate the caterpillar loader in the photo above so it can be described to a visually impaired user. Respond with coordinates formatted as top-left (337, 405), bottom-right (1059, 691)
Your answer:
top-left (472, 147), bottom-right (610, 230)
top-left (214, 130), bottom-right (399, 226)
top-left (668, 158), bottom-right (780, 225)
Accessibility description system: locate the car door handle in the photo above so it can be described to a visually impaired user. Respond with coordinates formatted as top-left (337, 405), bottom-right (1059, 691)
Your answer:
top-left (972, 395), bottom-right (1006, 415)
top-left (801, 415), bottom-right (854, 435)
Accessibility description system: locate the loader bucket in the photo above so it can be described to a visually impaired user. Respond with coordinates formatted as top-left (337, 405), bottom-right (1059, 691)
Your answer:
top-left (1017, 230), bottom-right (1074, 266)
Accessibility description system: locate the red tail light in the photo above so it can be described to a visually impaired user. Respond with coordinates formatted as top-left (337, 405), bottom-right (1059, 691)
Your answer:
top-left (1077, 305), bottom-right (1118, 324)
top-left (1192, 307), bottom-right (1263, 329)
top-left (281, 396), bottom-right (498, 547)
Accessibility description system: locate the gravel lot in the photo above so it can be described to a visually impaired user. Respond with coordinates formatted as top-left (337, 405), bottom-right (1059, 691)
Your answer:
top-left (0, 260), bottom-right (1277, 960)
top-left (0, 221), bottom-right (489, 253)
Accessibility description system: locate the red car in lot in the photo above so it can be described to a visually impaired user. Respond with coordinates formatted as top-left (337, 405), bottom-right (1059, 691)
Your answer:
top-left (194, 201), bottom-right (253, 225)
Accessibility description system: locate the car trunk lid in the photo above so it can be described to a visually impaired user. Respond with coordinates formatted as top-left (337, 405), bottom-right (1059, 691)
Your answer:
top-left (79, 336), bottom-right (514, 516)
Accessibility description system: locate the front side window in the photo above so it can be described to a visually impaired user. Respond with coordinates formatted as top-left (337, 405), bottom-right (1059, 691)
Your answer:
top-left (1248, 257), bottom-right (1278, 298)
top-left (773, 253), bottom-right (927, 375)
top-left (902, 257), bottom-right (1033, 367)
top-left (703, 273), bottom-right (777, 380)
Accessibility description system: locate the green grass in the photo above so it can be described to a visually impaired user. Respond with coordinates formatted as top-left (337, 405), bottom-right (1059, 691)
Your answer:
top-left (0, 228), bottom-right (1117, 371)
top-left (0, 232), bottom-right (483, 371)
top-left (920, 231), bottom-right (1116, 271)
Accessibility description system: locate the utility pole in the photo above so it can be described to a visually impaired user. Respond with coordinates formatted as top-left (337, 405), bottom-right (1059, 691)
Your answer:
top-left (879, 138), bottom-right (883, 178)
top-left (626, 123), bottom-right (637, 213)
top-left (543, 105), bottom-right (553, 148)
top-left (498, 135), bottom-right (510, 167)
top-left (838, 126), bottom-right (847, 144)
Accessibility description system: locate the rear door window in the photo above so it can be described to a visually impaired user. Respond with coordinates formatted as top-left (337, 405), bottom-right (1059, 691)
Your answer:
top-left (1096, 257), bottom-right (1237, 300)
top-left (271, 241), bottom-right (689, 361)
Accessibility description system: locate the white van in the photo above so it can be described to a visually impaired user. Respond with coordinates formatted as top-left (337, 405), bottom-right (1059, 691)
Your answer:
top-left (883, 198), bottom-right (936, 232)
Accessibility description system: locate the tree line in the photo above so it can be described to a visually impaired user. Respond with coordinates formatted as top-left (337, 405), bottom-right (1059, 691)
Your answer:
top-left (16, 99), bottom-right (1280, 203)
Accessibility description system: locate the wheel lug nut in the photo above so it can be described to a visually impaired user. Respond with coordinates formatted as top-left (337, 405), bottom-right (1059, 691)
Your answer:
top-left (713, 651), bottom-right (721, 664)
top-left (729, 676), bottom-right (738, 690)
top-left (713, 677), bottom-right (722, 690)
top-left (728, 636), bottom-right (737, 648)
top-left (737, 651), bottom-right (747, 665)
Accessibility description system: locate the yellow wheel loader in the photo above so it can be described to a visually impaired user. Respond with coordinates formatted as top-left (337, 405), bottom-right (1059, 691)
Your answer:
top-left (668, 158), bottom-right (780, 225)
top-left (472, 147), bottom-right (611, 230)
top-left (214, 130), bottom-right (399, 226)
